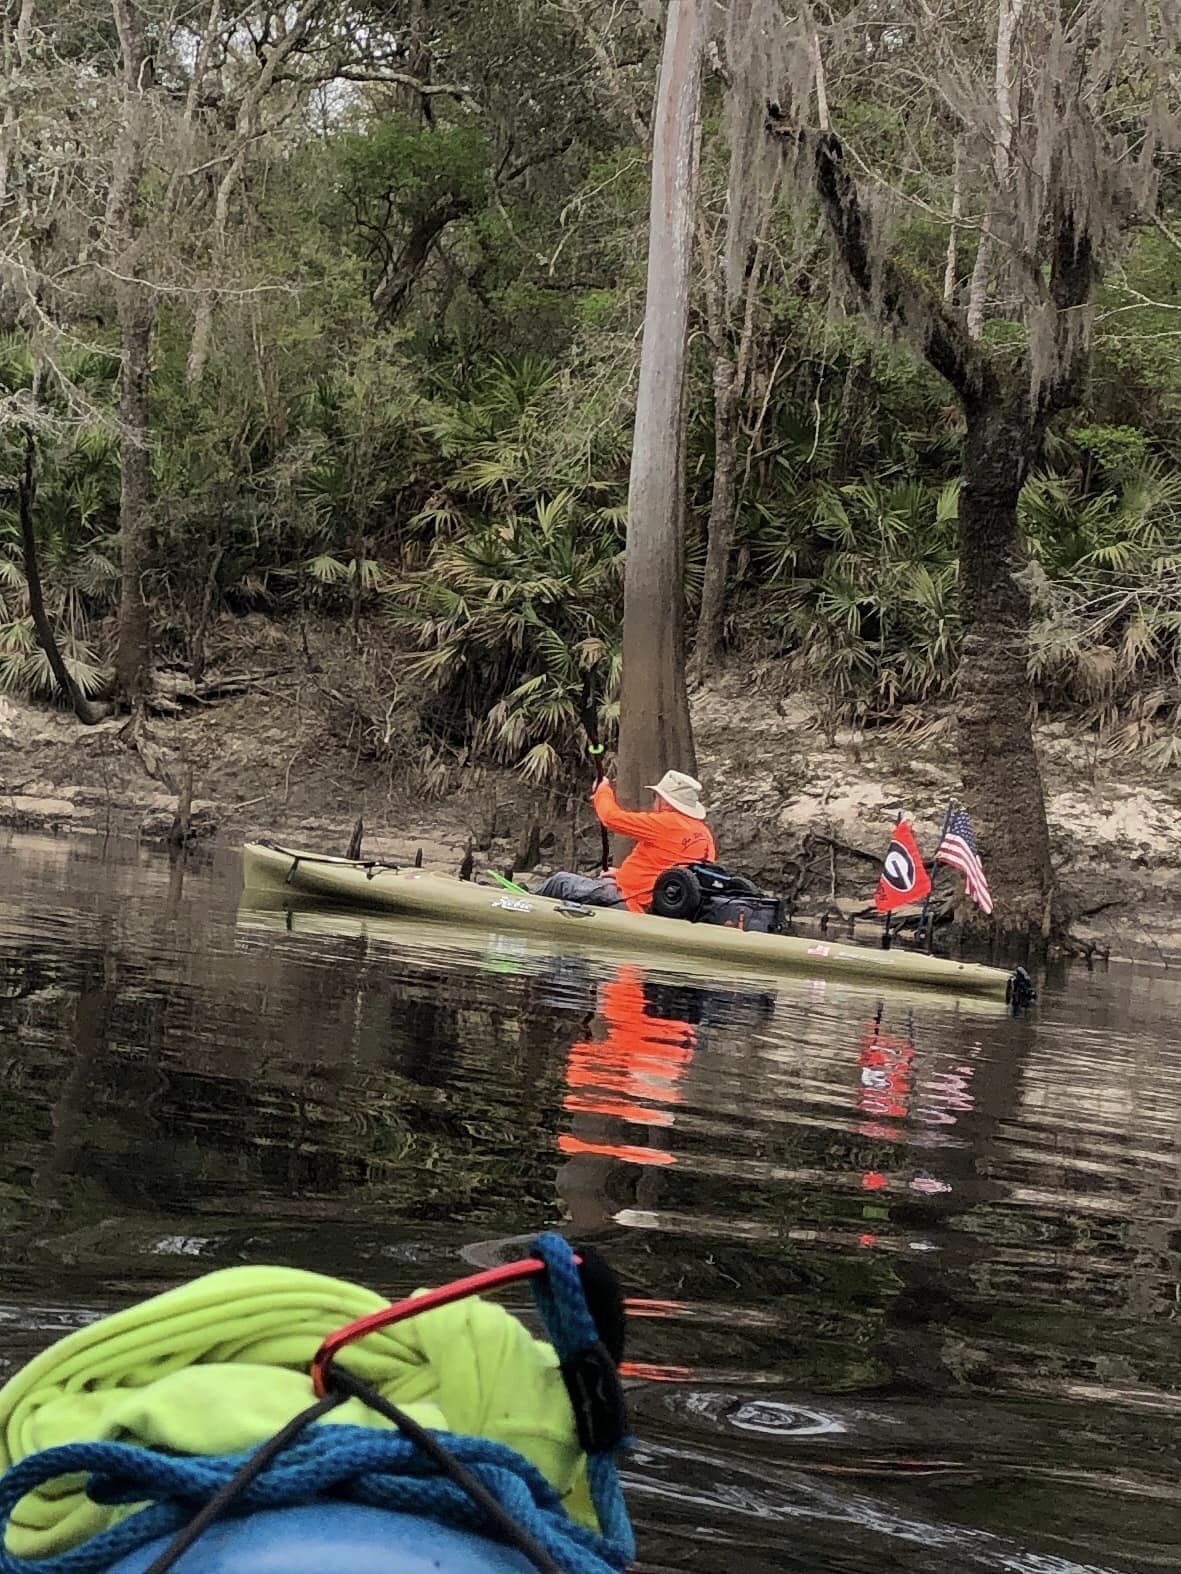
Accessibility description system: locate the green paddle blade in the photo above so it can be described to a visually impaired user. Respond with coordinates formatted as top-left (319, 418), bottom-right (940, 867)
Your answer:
top-left (483, 870), bottom-right (532, 897)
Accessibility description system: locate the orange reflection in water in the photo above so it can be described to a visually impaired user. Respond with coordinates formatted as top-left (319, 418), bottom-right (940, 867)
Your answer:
top-left (560, 967), bottom-right (695, 1167)
top-left (623, 1297), bottom-right (691, 1319)
top-left (556, 1133), bottom-right (676, 1166)
top-left (618, 1360), bottom-right (695, 1383)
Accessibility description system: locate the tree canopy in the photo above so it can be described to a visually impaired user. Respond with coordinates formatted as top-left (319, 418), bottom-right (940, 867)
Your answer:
top-left (2, 0), bottom-right (1180, 928)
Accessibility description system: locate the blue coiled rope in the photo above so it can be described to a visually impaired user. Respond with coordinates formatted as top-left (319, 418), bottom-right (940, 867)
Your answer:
top-left (0, 1430), bottom-right (625, 1574)
top-left (0, 1233), bottom-right (635, 1574)
top-left (529, 1234), bottom-right (633, 1558)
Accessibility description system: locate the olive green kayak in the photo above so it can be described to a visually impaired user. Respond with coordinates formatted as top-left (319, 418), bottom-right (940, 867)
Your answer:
top-left (236, 892), bottom-right (1013, 1017)
top-left (242, 840), bottom-right (1025, 1002)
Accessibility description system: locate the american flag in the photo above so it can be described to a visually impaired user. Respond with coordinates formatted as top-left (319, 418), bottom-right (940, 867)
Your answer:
top-left (935, 808), bottom-right (993, 914)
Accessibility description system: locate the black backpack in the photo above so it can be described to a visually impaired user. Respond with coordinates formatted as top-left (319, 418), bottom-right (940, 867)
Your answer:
top-left (649, 862), bottom-right (784, 934)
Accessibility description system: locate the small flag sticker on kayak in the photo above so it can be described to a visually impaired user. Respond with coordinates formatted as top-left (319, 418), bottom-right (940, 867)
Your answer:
top-left (874, 820), bottom-right (932, 913)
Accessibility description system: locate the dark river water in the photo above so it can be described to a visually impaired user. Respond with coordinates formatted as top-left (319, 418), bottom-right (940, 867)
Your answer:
top-left (1, 832), bottom-right (1178, 1572)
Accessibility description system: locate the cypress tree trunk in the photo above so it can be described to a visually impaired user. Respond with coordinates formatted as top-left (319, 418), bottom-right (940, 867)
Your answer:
top-left (690, 358), bottom-right (739, 682)
top-left (114, 285), bottom-right (155, 705)
top-left (956, 406), bottom-right (1054, 933)
top-left (617, 0), bottom-right (703, 809)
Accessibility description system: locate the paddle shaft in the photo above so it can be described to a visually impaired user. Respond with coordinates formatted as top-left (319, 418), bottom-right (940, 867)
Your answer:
top-left (578, 673), bottom-right (612, 873)
top-left (916, 800), bottom-right (954, 951)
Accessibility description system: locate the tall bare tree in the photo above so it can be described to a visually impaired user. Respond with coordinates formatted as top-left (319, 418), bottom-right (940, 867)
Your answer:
top-left (0, 0), bottom-right (35, 213)
top-left (745, 0), bottom-right (1178, 934)
top-left (689, 0), bottom-right (795, 681)
top-left (108, 0), bottom-right (157, 706)
top-left (617, 0), bottom-right (705, 809)
top-left (689, 212), bottom-right (764, 683)
top-left (966, 0), bottom-right (1023, 338)
top-left (184, 0), bottom-right (323, 386)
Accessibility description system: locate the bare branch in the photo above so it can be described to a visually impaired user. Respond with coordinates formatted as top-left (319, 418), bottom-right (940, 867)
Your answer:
top-left (944, 139), bottom-right (961, 301)
top-left (286, 65), bottom-right (472, 100)
top-left (735, 234), bottom-right (765, 392)
top-left (1151, 213), bottom-right (1181, 258)
top-left (695, 216), bottom-right (725, 351)
top-left (558, 0), bottom-right (649, 146)
top-left (182, 0), bottom-right (223, 132)
top-left (808, 19), bottom-right (830, 133)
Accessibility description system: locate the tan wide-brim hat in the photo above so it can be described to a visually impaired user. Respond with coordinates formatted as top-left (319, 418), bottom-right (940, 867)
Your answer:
top-left (645, 769), bottom-right (708, 819)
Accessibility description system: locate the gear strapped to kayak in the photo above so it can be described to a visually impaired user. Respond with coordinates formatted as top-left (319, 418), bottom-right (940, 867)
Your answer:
top-left (0, 1235), bottom-right (634, 1574)
top-left (649, 862), bottom-right (785, 934)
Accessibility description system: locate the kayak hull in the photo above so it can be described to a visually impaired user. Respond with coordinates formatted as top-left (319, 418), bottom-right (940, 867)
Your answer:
top-left (241, 841), bottom-right (1018, 999)
top-left (108, 1503), bottom-right (531, 1571)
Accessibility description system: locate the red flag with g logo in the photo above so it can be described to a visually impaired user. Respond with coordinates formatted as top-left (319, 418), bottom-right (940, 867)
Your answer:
top-left (873, 819), bottom-right (932, 913)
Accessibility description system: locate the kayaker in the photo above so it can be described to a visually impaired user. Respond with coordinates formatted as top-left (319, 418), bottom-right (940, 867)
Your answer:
top-left (537, 769), bottom-right (717, 912)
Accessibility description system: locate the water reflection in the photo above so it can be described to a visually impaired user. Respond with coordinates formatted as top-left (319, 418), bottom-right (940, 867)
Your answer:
top-left (561, 968), bottom-right (697, 1162)
top-left (555, 967), bottom-right (775, 1234)
top-left (0, 835), bottom-right (1178, 1571)
top-left (857, 1009), bottom-right (916, 1142)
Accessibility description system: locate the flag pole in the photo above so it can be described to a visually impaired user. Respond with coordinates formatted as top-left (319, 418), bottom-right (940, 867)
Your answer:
top-left (881, 808), bottom-right (902, 950)
top-left (916, 799), bottom-right (954, 953)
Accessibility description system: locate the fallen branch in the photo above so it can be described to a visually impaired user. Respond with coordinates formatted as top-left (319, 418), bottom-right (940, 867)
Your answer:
top-left (809, 832), bottom-right (882, 865)
top-left (148, 667), bottom-right (287, 711)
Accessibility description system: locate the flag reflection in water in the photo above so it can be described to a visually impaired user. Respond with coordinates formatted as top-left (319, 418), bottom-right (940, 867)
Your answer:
top-left (855, 1006), bottom-right (979, 1235)
top-left (857, 1009), bottom-right (916, 1142)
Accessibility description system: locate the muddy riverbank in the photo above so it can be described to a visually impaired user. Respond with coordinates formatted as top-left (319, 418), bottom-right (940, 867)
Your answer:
top-left (3, 620), bottom-right (1178, 962)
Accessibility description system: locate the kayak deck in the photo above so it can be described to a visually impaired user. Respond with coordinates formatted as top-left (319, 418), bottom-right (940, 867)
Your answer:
top-left (241, 841), bottom-right (1022, 1000)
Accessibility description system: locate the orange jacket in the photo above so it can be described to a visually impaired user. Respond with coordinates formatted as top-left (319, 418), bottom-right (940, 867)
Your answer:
top-left (592, 780), bottom-right (717, 912)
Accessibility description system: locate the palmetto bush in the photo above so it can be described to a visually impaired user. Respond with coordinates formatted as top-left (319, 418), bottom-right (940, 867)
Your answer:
top-left (415, 356), bottom-right (563, 506)
top-left (745, 472), bottom-right (961, 725)
top-left (0, 338), bottom-right (118, 701)
top-left (382, 356), bottom-right (627, 783)
top-left (411, 354), bottom-right (633, 521)
top-left (1021, 459), bottom-right (1181, 761)
top-left (386, 491), bottom-right (621, 782)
